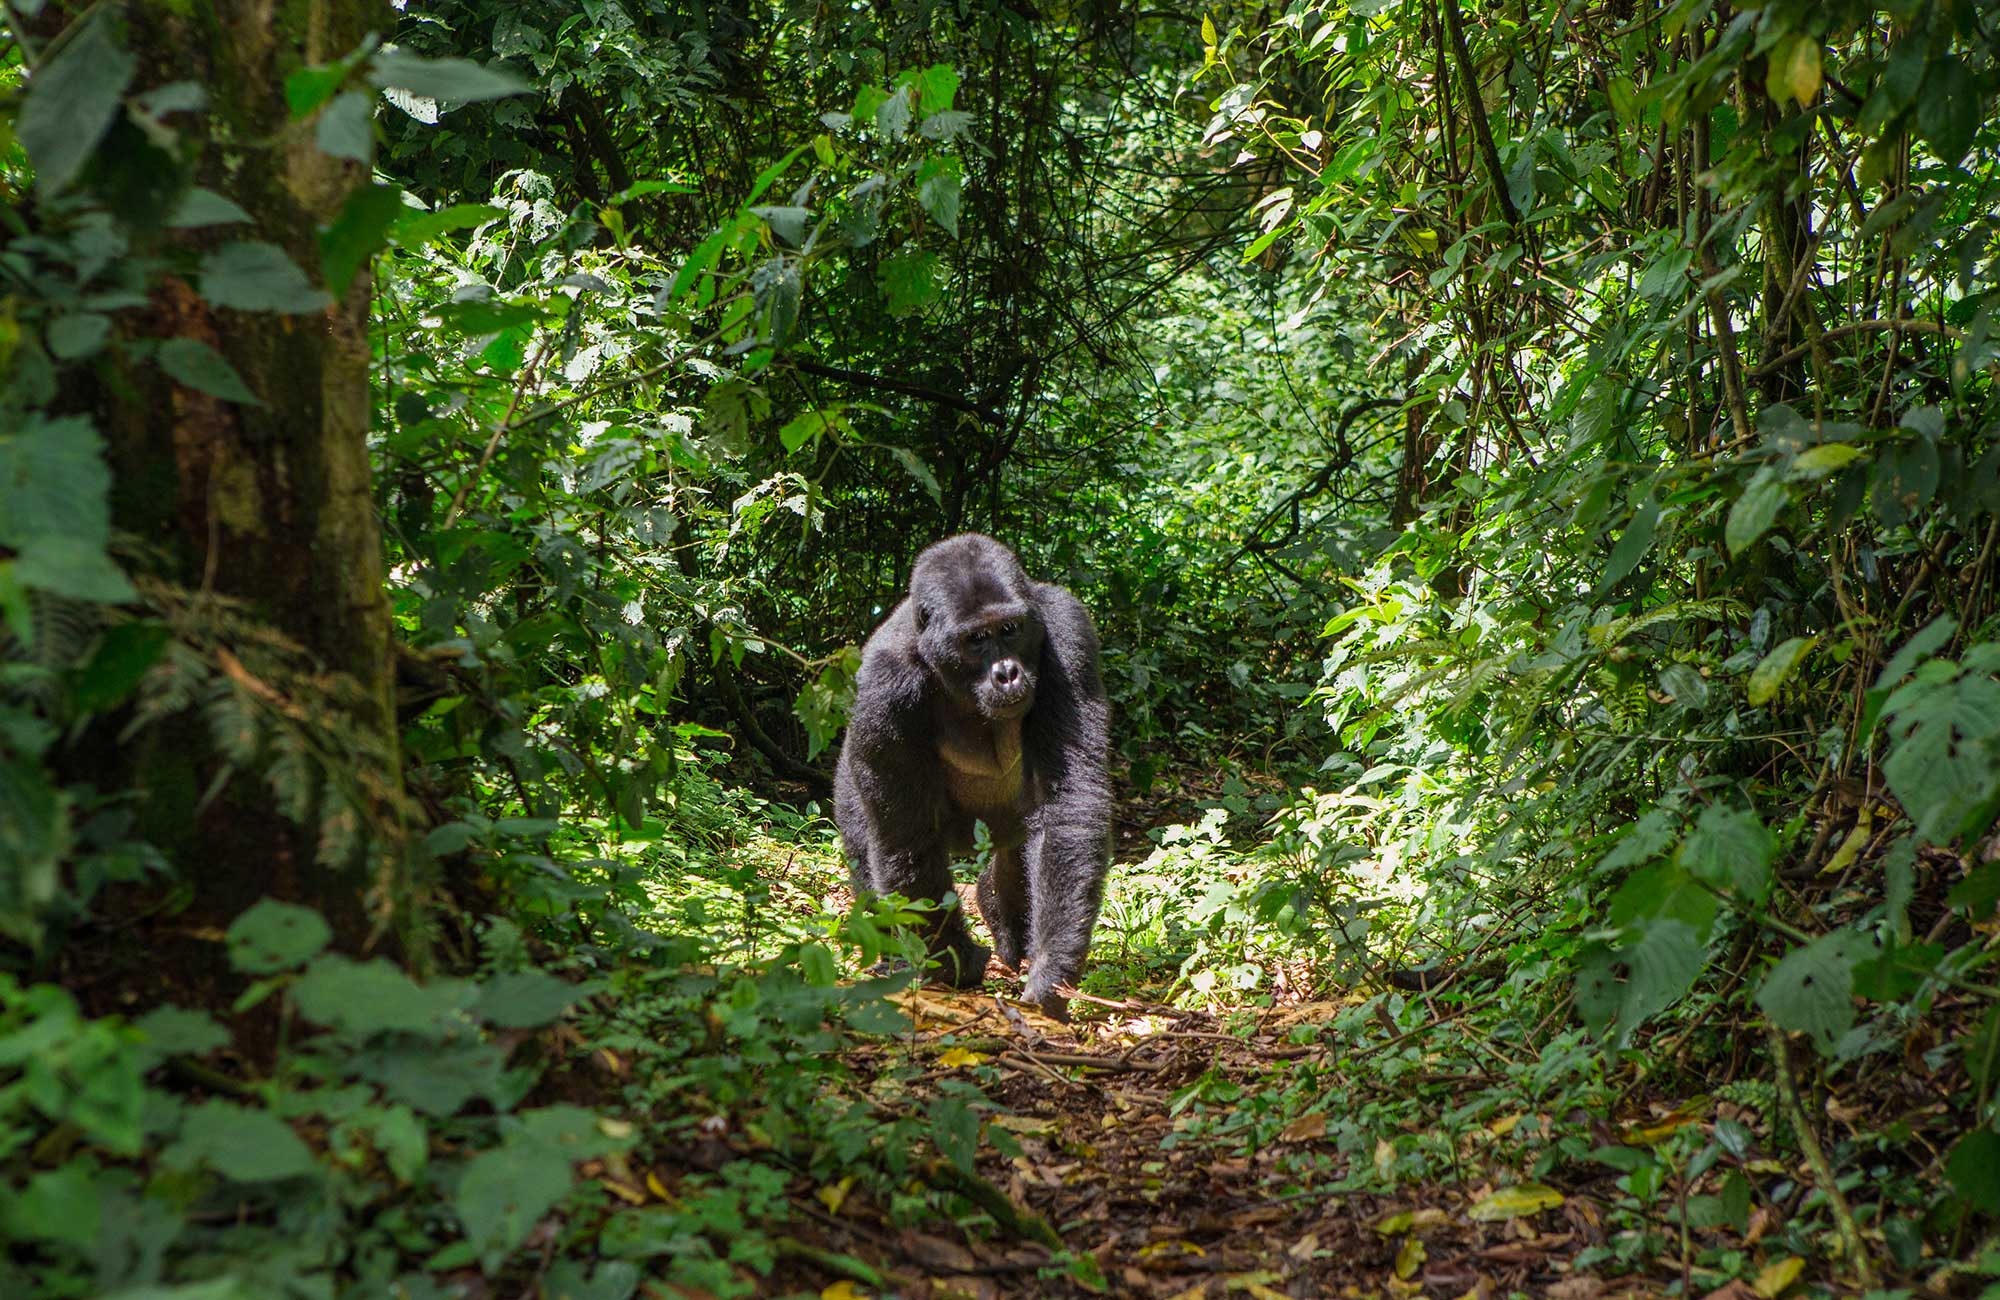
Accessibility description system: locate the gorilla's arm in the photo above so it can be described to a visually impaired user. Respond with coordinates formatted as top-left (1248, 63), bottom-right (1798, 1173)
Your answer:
top-left (1019, 582), bottom-right (1113, 1011)
top-left (836, 606), bottom-right (991, 984)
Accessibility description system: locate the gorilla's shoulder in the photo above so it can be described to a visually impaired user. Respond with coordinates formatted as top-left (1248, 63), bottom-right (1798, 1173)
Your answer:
top-left (852, 599), bottom-right (928, 715)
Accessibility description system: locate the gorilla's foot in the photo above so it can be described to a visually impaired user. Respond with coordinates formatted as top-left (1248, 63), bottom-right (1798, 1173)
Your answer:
top-left (1023, 973), bottom-right (1074, 1022)
top-left (934, 940), bottom-right (992, 989)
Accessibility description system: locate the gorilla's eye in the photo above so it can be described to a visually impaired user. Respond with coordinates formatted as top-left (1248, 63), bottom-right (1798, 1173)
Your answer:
top-left (999, 621), bottom-right (1019, 638)
top-left (967, 629), bottom-right (989, 645)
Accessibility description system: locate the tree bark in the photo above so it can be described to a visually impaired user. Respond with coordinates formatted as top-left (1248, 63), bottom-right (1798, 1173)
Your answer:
top-left (100, 0), bottom-right (407, 952)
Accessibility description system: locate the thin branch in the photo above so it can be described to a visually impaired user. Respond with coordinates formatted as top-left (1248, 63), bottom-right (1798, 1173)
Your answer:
top-left (1440, 0), bottom-right (1522, 231)
top-left (1750, 317), bottom-right (1961, 377)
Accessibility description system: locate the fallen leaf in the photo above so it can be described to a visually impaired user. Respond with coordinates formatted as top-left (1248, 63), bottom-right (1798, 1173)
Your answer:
top-left (936, 1046), bottom-right (989, 1068)
top-left (1487, 1114), bottom-right (1523, 1137)
top-left (1753, 1256), bottom-right (1804, 1297)
top-left (1281, 1111), bottom-right (1328, 1141)
top-left (992, 1114), bottom-right (1057, 1135)
top-left (816, 1175), bottom-right (855, 1215)
top-left (821, 1283), bottom-right (868, 1300)
top-left (1137, 1240), bottom-right (1206, 1260)
top-left (1374, 1137), bottom-right (1398, 1181)
top-left (600, 1177), bottom-right (647, 1205)
top-left (1395, 1235), bottom-right (1427, 1280)
top-left (1467, 1184), bottom-right (1564, 1221)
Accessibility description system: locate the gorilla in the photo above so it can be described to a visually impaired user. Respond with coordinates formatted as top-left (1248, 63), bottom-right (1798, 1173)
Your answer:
top-left (835, 534), bottom-right (1112, 1021)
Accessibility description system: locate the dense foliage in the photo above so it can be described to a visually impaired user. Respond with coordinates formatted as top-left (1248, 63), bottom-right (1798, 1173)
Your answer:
top-left (4, 0), bottom-right (2000, 1296)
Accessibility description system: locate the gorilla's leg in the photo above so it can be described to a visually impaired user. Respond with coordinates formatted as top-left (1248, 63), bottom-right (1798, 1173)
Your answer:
top-left (976, 842), bottom-right (1029, 971)
top-left (872, 838), bottom-right (990, 989)
top-left (1021, 821), bottom-right (1110, 1018)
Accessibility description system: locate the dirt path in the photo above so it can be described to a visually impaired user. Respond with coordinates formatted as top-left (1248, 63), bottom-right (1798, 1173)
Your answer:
top-left (783, 988), bottom-right (1623, 1300)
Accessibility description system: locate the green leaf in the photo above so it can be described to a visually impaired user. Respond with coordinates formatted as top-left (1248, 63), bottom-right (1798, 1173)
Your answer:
top-left (390, 202), bottom-right (507, 248)
top-left (13, 538), bottom-right (134, 603)
top-left (1597, 497), bottom-right (1658, 591)
top-left (369, 50), bottom-right (530, 103)
top-left (133, 1005), bottom-right (230, 1063)
top-left (1916, 54), bottom-right (1980, 165)
top-left (157, 338), bottom-right (264, 406)
top-left (778, 408), bottom-right (845, 453)
top-left (47, 313), bottom-right (111, 361)
top-left (1949, 1130), bottom-right (2000, 1213)
top-left (457, 1139), bottom-right (575, 1268)
top-left (172, 1100), bottom-right (318, 1182)
top-left (0, 414), bottom-right (131, 602)
top-left (294, 955), bottom-right (473, 1037)
top-left (321, 182), bottom-right (406, 296)
top-left (875, 86), bottom-right (913, 140)
top-left (1872, 437), bottom-right (1941, 527)
top-left (1789, 443), bottom-right (1863, 478)
top-left (226, 899), bottom-right (332, 974)
top-left (891, 447), bottom-right (942, 504)
top-left (198, 242), bottom-right (333, 313)
top-left (1879, 668), bottom-right (2000, 844)
top-left (17, 13), bottom-right (135, 194)
top-left (316, 90), bottom-right (375, 161)
top-left (927, 1095), bottom-right (978, 1173)
top-left (473, 970), bottom-right (584, 1028)
top-left (285, 62), bottom-right (351, 119)
top-left (1, 1164), bottom-right (105, 1249)
top-left (1680, 805), bottom-right (1775, 902)
top-left (908, 64), bottom-right (960, 115)
top-left (1575, 918), bottom-right (1705, 1048)
top-left (916, 155), bottom-right (962, 238)
top-left (0, 415), bottom-right (108, 544)
top-left (878, 246), bottom-right (942, 316)
top-left (1746, 636), bottom-right (1815, 706)
top-left (72, 621), bottom-right (171, 712)
top-left (1765, 35), bottom-right (1822, 110)
top-left (1725, 473), bottom-right (1787, 557)
top-left (168, 188), bottom-right (253, 228)
top-left (1756, 930), bottom-right (1870, 1054)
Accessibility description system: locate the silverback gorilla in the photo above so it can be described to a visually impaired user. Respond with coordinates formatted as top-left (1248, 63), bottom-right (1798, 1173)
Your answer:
top-left (835, 534), bottom-right (1112, 1021)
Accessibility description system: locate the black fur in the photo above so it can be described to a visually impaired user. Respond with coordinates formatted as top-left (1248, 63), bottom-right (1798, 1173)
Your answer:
top-left (835, 535), bottom-right (1112, 1020)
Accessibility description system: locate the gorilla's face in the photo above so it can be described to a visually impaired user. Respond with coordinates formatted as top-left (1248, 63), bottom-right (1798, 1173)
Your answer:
top-left (911, 542), bottom-right (1045, 721)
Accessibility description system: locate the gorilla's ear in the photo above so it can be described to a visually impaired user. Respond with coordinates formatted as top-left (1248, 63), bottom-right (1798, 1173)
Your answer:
top-left (914, 603), bottom-right (932, 632)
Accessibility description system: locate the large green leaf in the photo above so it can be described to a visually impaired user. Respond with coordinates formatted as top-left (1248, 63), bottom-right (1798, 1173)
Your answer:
top-left (1916, 53), bottom-right (1980, 164)
top-left (1576, 918), bottom-right (1705, 1049)
top-left (370, 50), bottom-right (530, 104)
top-left (294, 955), bottom-right (475, 1037)
top-left (0, 414), bottom-right (132, 602)
top-left (198, 242), bottom-right (333, 313)
top-left (917, 155), bottom-right (963, 238)
top-left (1879, 665), bottom-right (2000, 844)
top-left (1679, 806), bottom-right (1774, 903)
top-left (473, 970), bottom-right (585, 1028)
top-left (1746, 636), bottom-right (1815, 706)
top-left (321, 183), bottom-right (406, 295)
top-left (1755, 930), bottom-right (1869, 1055)
top-left (1725, 473), bottom-right (1787, 557)
top-left (156, 338), bottom-right (264, 406)
top-left (1948, 1129), bottom-right (2000, 1213)
top-left (225, 899), bottom-right (332, 974)
top-left (17, 14), bottom-right (135, 194)
top-left (456, 1139), bottom-right (574, 1269)
top-left (171, 1100), bottom-right (318, 1183)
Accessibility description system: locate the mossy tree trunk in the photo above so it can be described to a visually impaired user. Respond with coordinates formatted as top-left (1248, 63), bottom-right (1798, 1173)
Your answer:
top-left (99, 0), bottom-right (409, 954)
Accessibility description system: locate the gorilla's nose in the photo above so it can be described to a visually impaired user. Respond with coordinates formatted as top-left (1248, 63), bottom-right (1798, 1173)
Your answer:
top-left (991, 660), bottom-right (1022, 688)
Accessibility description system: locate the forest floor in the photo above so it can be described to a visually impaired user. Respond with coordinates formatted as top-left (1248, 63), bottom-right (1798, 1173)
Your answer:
top-left (768, 985), bottom-right (1654, 1300)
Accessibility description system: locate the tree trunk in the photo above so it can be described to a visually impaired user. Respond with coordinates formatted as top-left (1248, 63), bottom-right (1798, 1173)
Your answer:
top-left (99, 0), bottom-right (408, 954)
